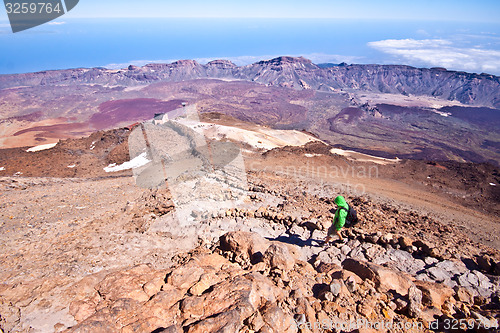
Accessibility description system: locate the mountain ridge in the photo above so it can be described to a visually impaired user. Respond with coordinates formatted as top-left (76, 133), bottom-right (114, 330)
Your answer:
top-left (1, 56), bottom-right (499, 108)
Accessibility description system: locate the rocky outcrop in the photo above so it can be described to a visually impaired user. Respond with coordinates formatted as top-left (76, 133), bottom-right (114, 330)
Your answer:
top-left (51, 229), bottom-right (499, 332)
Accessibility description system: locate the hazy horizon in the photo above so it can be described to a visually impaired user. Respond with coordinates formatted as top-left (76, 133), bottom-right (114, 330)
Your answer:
top-left (1, 17), bottom-right (500, 76)
top-left (1, 0), bottom-right (499, 75)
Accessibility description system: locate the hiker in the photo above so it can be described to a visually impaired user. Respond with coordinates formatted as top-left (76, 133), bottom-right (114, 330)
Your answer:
top-left (325, 195), bottom-right (351, 244)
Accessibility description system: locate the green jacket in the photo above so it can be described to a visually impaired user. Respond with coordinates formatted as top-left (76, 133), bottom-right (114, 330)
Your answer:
top-left (333, 196), bottom-right (349, 231)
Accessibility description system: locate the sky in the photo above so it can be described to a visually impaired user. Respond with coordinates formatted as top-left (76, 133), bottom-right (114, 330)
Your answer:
top-left (1, 0), bottom-right (500, 21)
top-left (1, 1), bottom-right (500, 75)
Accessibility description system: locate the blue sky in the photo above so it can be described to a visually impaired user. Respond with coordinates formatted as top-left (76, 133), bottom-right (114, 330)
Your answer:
top-left (1, 1), bottom-right (500, 75)
top-left (1, 0), bottom-right (500, 21)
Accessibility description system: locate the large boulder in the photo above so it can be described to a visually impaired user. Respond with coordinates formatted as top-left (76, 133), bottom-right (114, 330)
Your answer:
top-left (342, 258), bottom-right (414, 295)
top-left (181, 272), bottom-right (293, 333)
top-left (220, 231), bottom-right (271, 263)
top-left (414, 280), bottom-right (455, 310)
top-left (264, 243), bottom-right (296, 271)
top-left (65, 250), bottom-right (298, 333)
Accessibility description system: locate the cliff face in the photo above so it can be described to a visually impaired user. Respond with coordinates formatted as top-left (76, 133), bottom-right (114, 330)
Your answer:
top-left (1, 56), bottom-right (499, 108)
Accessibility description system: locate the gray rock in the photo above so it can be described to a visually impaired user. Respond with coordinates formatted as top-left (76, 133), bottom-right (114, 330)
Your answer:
top-left (458, 272), bottom-right (480, 288)
top-left (311, 229), bottom-right (327, 241)
top-left (340, 244), bottom-right (351, 256)
top-left (349, 246), bottom-right (366, 261)
top-left (407, 284), bottom-right (422, 318)
top-left (322, 291), bottom-right (334, 302)
top-left (473, 271), bottom-right (495, 290)
top-left (471, 311), bottom-right (499, 329)
top-left (288, 224), bottom-right (310, 241)
top-left (373, 249), bottom-right (425, 275)
top-left (329, 282), bottom-right (342, 297)
top-left (435, 260), bottom-right (468, 275)
top-left (424, 257), bottom-right (439, 266)
top-left (364, 244), bottom-right (385, 261)
top-left (427, 266), bottom-right (453, 282)
top-left (415, 273), bottom-right (433, 282)
top-left (315, 251), bottom-right (342, 267)
top-left (347, 239), bottom-right (361, 249)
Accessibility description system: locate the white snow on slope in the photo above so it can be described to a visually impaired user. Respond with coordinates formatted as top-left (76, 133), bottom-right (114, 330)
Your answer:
top-left (104, 152), bottom-right (151, 172)
top-left (26, 143), bottom-right (58, 152)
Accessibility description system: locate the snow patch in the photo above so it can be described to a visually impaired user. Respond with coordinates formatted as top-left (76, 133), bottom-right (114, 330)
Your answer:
top-left (104, 152), bottom-right (151, 172)
top-left (90, 141), bottom-right (96, 150)
top-left (26, 143), bottom-right (58, 152)
top-left (67, 165), bottom-right (76, 168)
top-left (0, 167), bottom-right (5, 171)
top-left (177, 119), bottom-right (319, 150)
top-left (305, 153), bottom-right (322, 158)
top-left (431, 109), bottom-right (452, 117)
top-left (330, 148), bottom-right (400, 165)
top-left (490, 183), bottom-right (497, 186)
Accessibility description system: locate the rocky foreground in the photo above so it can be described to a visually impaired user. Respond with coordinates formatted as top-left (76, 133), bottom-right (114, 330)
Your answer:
top-left (60, 228), bottom-right (500, 333)
top-left (1, 171), bottom-right (499, 333)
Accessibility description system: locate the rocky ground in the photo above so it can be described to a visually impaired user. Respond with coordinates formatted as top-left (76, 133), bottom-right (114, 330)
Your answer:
top-left (1, 167), bottom-right (499, 332)
top-left (1, 123), bottom-right (500, 332)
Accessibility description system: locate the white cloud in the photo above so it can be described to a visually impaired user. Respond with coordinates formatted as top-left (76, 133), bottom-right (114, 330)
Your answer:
top-left (368, 38), bottom-right (500, 75)
top-left (47, 21), bottom-right (66, 25)
top-left (103, 53), bottom-right (361, 70)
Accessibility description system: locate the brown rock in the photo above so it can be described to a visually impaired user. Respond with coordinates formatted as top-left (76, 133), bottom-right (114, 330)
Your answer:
top-left (264, 243), bottom-right (295, 271)
top-left (188, 272), bottom-right (223, 296)
top-left (143, 285), bottom-right (184, 320)
top-left (182, 272), bottom-right (284, 332)
top-left (315, 262), bottom-right (342, 274)
top-left (246, 311), bottom-right (265, 331)
top-left (494, 261), bottom-right (500, 276)
top-left (295, 297), bottom-right (317, 330)
top-left (414, 280), bottom-right (454, 310)
top-left (167, 262), bottom-right (205, 291)
top-left (65, 319), bottom-right (117, 333)
top-left (260, 303), bottom-right (298, 333)
top-left (475, 255), bottom-right (493, 272)
top-left (69, 296), bottom-right (100, 322)
top-left (357, 298), bottom-right (376, 318)
top-left (342, 259), bottom-right (414, 295)
top-left (143, 272), bottom-right (167, 298)
top-left (399, 236), bottom-right (413, 249)
top-left (219, 231), bottom-right (271, 262)
top-left (149, 325), bottom-right (183, 333)
top-left (453, 286), bottom-right (474, 304)
top-left (121, 317), bottom-right (167, 333)
top-left (95, 264), bottom-right (154, 303)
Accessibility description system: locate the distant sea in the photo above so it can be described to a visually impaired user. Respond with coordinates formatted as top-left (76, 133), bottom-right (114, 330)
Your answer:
top-left (0, 18), bottom-right (499, 75)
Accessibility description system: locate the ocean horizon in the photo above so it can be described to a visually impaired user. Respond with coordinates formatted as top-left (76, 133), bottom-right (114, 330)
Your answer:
top-left (1, 17), bottom-right (500, 75)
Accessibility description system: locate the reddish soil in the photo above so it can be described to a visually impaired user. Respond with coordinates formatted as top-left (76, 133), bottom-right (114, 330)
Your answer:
top-left (13, 122), bottom-right (88, 138)
top-left (90, 98), bottom-right (185, 130)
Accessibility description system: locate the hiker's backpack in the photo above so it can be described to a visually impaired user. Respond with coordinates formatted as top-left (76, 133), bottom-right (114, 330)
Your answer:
top-left (340, 206), bottom-right (359, 226)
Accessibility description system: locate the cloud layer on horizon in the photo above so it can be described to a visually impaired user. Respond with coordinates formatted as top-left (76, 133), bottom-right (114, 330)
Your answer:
top-left (368, 38), bottom-right (500, 75)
